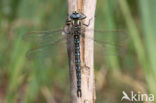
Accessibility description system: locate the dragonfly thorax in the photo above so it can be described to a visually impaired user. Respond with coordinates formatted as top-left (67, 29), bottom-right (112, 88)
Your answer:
top-left (72, 19), bottom-right (81, 27)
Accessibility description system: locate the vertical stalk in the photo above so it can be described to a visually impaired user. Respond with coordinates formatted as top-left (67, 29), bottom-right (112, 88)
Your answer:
top-left (67, 0), bottom-right (96, 103)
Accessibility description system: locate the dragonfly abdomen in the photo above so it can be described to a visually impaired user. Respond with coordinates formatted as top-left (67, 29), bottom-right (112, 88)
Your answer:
top-left (74, 34), bottom-right (82, 97)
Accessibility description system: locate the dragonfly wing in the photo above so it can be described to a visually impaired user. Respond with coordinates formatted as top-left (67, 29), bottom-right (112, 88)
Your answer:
top-left (23, 28), bottom-right (69, 59)
top-left (26, 36), bottom-right (67, 59)
top-left (81, 29), bottom-right (128, 56)
top-left (93, 39), bottom-right (127, 57)
top-left (23, 28), bottom-right (68, 45)
top-left (85, 28), bottom-right (128, 44)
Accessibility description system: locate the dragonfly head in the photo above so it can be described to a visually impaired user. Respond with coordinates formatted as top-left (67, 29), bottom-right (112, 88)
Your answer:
top-left (70, 11), bottom-right (82, 26)
top-left (70, 11), bottom-right (82, 20)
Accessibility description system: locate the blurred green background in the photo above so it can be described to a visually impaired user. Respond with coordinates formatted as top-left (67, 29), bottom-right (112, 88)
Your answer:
top-left (0, 0), bottom-right (156, 103)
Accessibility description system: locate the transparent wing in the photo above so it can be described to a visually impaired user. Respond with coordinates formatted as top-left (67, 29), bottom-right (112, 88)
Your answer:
top-left (85, 29), bottom-right (128, 44)
top-left (26, 37), bottom-right (67, 59)
top-left (23, 29), bottom-right (65, 44)
top-left (83, 29), bottom-right (128, 56)
top-left (23, 28), bottom-right (68, 59)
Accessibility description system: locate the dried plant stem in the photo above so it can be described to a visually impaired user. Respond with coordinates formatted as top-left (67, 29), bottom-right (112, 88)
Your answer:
top-left (67, 0), bottom-right (96, 103)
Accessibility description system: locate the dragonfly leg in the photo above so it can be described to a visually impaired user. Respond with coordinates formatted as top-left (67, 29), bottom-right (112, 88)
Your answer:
top-left (63, 28), bottom-right (70, 34)
top-left (82, 18), bottom-right (92, 27)
top-left (66, 18), bottom-right (71, 25)
top-left (62, 25), bottom-right (71, 35)
top-left (80, 12), bottom-right (87, 20)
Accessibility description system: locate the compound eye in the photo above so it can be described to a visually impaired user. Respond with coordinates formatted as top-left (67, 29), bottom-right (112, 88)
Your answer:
top-left (70, 14), bottom-right (75, 19)
top-left (77, 14), bottom-right (81, 18)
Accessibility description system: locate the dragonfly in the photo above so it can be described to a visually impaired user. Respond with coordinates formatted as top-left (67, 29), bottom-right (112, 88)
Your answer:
top-left (23, 11), bottom-right (127, 97)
